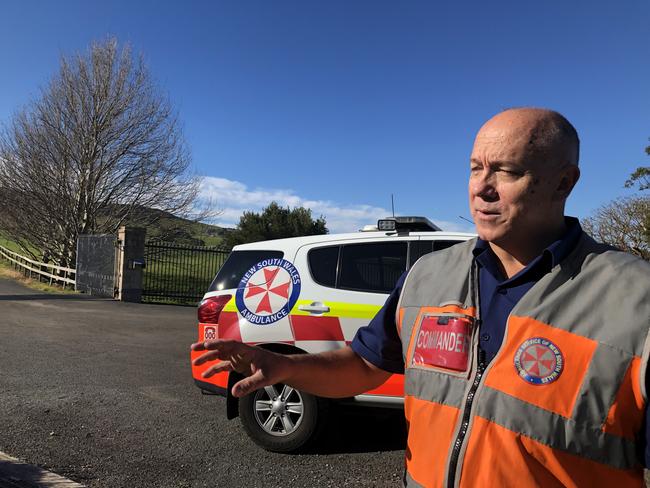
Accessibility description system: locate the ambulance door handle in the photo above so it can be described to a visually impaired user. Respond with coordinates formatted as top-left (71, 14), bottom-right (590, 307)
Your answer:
top-left (298, 302), bottom-right (330, 314)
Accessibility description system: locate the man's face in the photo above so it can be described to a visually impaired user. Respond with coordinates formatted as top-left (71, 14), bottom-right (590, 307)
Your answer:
top-left (468, 114), bottom-right (563, 248)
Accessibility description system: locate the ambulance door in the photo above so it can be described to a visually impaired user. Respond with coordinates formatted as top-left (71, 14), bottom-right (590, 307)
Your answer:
top-left (292, 238), bottom-right (415, 396)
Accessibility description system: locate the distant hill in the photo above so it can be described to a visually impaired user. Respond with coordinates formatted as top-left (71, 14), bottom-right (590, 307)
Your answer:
top-left (101, 205), bottom-right (232, 248)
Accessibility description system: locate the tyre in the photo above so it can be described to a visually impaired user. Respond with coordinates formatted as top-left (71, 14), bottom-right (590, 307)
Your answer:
top-left (239, 383), bottom-right (329, 453)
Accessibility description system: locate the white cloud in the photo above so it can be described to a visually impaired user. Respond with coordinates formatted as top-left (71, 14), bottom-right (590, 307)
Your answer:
top-left (198, 176), bottom-right (474, 234)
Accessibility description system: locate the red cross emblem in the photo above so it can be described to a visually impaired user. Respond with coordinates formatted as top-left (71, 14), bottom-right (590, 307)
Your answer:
top-left (243, 267), bottom-right (291, 315)
top-left (520, 344), bottom-right (557, 377)
top-left (514, 337), bottom-right (563, 385)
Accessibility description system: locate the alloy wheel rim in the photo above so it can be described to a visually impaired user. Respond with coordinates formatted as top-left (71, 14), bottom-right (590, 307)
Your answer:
top-left (253, 384), bottom-right (304, 436)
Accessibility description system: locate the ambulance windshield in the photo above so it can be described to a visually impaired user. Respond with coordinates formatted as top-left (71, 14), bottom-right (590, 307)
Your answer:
top-left (208, 250), bottom-right (284, 292)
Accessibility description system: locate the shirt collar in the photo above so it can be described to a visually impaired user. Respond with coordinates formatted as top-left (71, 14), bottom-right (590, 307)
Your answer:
top-left (472, 216), bottom-right (583, 283)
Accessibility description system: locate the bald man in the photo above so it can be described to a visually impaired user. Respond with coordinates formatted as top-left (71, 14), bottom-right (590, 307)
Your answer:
top-left (193, 108), bottom-right (650, 487)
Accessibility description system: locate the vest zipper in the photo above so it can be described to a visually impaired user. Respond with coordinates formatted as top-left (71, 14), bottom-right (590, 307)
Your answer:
top-left (446, 346), bottom-right (486, 488)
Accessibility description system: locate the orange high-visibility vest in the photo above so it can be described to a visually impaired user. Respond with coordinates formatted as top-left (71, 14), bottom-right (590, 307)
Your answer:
top-left (397, 234), bottom-right (650, 488)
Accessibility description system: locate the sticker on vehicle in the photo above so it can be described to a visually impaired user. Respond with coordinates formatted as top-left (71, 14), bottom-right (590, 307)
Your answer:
top-left (235, 258), bottom-right (301, 326)
top-left (204, 325), bottom-right (217, 340)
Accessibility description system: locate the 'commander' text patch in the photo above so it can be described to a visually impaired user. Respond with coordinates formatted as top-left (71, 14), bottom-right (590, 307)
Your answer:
top-left (413, 315), bottom-right (472, 372)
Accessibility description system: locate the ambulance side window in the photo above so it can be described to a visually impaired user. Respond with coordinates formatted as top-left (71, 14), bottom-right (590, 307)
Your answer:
top-left (308, 246), bottom-right (339, 288)
top-left (339, 242), bottom-right (407, 293)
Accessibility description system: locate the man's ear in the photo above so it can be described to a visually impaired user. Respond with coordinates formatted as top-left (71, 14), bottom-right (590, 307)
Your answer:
top-left (555, 164), bottom-right (580, 200)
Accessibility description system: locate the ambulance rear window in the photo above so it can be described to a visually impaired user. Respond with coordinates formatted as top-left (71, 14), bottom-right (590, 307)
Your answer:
top-left (308, 246), bottom-right (339, 287)
top-left (208, 250), bottom-right (284, 291)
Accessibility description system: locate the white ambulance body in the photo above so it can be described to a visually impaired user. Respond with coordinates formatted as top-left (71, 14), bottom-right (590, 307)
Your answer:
top-left (191, 217), bottom-right (475, 452)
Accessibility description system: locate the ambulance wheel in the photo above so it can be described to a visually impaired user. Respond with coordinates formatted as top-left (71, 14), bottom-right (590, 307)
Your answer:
top-left (239, 383), bottom-right (329, 453)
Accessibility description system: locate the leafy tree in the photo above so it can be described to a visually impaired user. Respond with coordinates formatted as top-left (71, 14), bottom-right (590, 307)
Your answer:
top-left (223, 202), bottom-right (328, 249)
top-left (0, 38), bottom-right (201, 267)
top-left (625, 166), bottom-right (649, 191)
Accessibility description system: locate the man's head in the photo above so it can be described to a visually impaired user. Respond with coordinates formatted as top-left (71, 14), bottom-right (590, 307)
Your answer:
top-left (468, 107), bottom-right (580, 254)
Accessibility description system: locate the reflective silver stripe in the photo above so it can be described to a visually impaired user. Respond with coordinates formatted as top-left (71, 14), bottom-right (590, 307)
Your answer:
top-left (400, 307), bottom-right (421, 361)
top-left (404, 470), bottom-right (425, 488)
top-left (475, 387), bottom-right (639, 469)
top-left (398, 240), bottom-right (476, 311)
top-left (404, 368), bottom-right (468, 409)
top-left (396, 248), bottom-right (440, 330)
top-left (572, 342), bottom-right (632, 425)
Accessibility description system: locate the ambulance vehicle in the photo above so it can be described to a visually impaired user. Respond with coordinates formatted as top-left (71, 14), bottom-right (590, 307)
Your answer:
top-left (190, 216), bottom-right (475, 452)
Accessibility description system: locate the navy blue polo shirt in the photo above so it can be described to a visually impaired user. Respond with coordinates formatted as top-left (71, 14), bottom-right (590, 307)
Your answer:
top-left (472, 219), bottom-right (581, 363)
top-left (350, 217), bottom-right (650, 466)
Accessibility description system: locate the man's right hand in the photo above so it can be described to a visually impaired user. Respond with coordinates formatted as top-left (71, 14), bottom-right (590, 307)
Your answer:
top-left (192, 341), bottom-right (391, 399)
top-left (191, 340), bottom-right (290, 398)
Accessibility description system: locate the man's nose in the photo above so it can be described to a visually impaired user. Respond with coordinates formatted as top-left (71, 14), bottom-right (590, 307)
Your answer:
top-left (470, 169), bottom-right (498, 201)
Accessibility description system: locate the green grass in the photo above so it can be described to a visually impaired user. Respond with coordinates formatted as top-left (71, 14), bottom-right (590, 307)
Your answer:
top-left (0, 236), bottom-right (23, 253)
top-left (0, 233), bottom-right (41, 258)
top-left (201, 235), bottom-right (224, 247)
top-left (140, 243), bottom-right (229, 304)
top-left (0, 259), bottom-right (79, 294)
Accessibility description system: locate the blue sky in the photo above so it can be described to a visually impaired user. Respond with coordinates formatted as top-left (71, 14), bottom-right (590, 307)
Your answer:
top-left (1, 1), bottom-right (649, 232)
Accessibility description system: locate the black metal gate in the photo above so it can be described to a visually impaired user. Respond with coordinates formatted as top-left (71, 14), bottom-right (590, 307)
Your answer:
top-left (142, 242), bottom-right (229, 304)
top-left (76, 235), bottom-right (118, 297)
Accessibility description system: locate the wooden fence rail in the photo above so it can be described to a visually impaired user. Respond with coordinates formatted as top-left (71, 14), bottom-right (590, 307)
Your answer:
top-left (0, 244), bottom-right (76, 288)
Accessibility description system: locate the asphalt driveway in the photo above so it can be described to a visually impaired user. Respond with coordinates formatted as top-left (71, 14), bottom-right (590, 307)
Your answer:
top-left (0, 278), bottom-right (405, 487)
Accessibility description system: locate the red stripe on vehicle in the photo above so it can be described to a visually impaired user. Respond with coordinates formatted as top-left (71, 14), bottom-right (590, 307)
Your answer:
top-left (365, 374), bottom-right (404, 397)
top-left (289, 315), bottom-right (345, 341)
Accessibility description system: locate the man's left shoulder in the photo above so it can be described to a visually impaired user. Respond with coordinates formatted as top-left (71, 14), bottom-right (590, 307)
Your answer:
top-left (581, 236), bottom-right (650, 280)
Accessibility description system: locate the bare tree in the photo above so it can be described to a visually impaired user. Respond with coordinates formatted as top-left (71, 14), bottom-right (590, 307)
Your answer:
top-left (582, 196), bottom-right (650, 261)
top-left (0, 38), bottom-right (201, 267)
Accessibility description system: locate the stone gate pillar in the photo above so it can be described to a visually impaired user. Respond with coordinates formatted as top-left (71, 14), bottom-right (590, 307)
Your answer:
top-left (116, 226), bottom-right (146, 302)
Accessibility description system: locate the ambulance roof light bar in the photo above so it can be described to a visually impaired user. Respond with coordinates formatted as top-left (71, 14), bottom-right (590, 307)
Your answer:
top-left (377, 216), bottom-right (442, 233)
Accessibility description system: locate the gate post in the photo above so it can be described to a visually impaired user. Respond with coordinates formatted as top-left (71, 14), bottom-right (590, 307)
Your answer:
top-left (116, 226), bottom-right (146, 302)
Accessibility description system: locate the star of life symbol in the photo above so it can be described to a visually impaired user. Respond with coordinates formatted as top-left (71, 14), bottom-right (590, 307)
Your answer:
top-left (235, 259), bottom-right (301, 326)
top-left (514, 337), bottom-right (564, 385)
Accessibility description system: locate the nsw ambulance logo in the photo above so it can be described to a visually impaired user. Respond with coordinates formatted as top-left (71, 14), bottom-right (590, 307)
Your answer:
top-left (235, 259), bottom-right (301, 326)
top-left (514, 337), bottom-right (563, 385)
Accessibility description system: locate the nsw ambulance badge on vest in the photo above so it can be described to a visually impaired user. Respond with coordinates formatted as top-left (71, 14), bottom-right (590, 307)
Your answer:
top-left (514, 337), bottom-right (564, 385)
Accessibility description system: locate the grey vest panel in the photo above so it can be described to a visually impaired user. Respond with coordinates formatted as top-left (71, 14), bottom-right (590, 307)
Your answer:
top-left (398, 238), bottom-right (478, 363)
top-left (405, 367), bottom-right (468, 409)
top-left (511, 234), bottom-right (650, 356)
top-left (572, 340), bottom-right (637, 427)
top-left (398, 239), bottom-right (476, 312)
